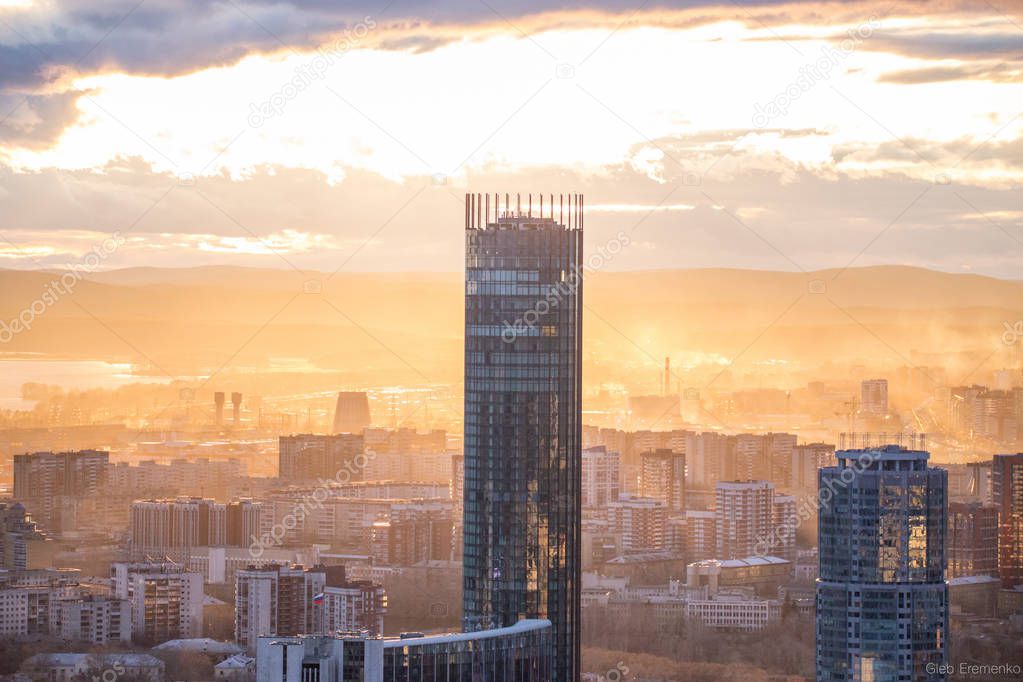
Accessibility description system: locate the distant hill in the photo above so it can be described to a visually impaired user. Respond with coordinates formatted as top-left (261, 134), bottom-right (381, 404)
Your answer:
top-left (1, 265), bottom-right (1019, 386)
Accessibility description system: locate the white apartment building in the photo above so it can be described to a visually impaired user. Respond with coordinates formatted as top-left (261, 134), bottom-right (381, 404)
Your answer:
top-left (581, 446), bottom-right (621, 509)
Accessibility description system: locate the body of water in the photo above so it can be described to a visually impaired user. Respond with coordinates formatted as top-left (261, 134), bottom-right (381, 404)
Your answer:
top-left (0, 357), bottom-right (168, 410)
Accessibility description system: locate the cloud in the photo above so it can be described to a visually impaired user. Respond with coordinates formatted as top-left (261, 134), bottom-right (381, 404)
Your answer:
top-left (864, 30), bottom-right (1023, 62)
top-left (831, 134), bottom-right (1023, 172)
top-left (2, 1), bottom-right (1020, 92)
top-left (1, 151), bottom-right (1021, 276)
top-left (0, 90), bottom-right (89, 148)
top-left (878, 64), bottom-right (1023, 84)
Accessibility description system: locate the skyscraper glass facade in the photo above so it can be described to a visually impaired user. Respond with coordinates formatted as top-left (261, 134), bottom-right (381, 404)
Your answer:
top-left (817, 445), bottom-right (948, 682)
top-left (992, 453), bottom-right (1023, 588)
top-left (382, 619), bottom-right (552, 682)
top-left (462, 193), bottom-right (583, 682)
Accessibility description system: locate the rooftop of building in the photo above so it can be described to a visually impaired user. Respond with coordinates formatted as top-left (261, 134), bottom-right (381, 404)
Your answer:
top-left (260, 619), bottom-right (552, 650)
top-left (380, 619), bottom-right (551, 648)
top-left (214, 654), bottom-right (255, 670)
top-left (608, 495), bottom-right (666, 507)
top-left (716, 480), bottom-right (774, 489)
top-left (688, 589), bottom-right (779, 604)
top-left (151, 638), bottom-right (244, 655)
top-left (836, 444), bottom-right (929, 460)
top-left (948, 575), bottom-right (1001, 586)
top-left (605, 552), bottom-right (683, 564)
top-left (23, 653), bottom-right (164, 668)
top-left (465, 193), bottom-right (583, 231)
top-left (689, 556), bottom-right (790, 569)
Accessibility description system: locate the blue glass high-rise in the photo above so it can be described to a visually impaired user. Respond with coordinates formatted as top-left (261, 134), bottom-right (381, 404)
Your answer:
top-left (462, 192), bottom-right (583, 682)
top-left (817, 444), bottom-right (948, 682)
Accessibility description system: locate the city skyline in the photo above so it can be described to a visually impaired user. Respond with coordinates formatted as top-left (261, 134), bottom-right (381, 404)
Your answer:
top-left (0, 2), bottom-right (1022, 681)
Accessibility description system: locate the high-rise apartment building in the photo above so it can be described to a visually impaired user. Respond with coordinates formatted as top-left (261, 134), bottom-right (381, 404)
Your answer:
top-left (112, 561), bottom-right (203, 644)
top-left (685, 510), bottom-right (717, 563)
top-left (606, 496), bottom-right (667, 553)
top-left (771, 493), bottom-right (797, 562)
top-left (369, 501), bottom-right (453, 566)
top-left (816, 445), bottom-right (947, 681)
top-left (0, 502), bottom-right (46, 570)
top-left (789, 442), bottom-right (835, 492)
top-left (582, 445), bottom-right (621, 509)
top-left (320, 566), bottom-right (387, 637)
top-left (278, 434), bottom-right (364, 483)
top-left (106, 458), bottom-right (247, 499)
top-left (715, 480), bottom-right (774, 560)
top-left (973, 391), bottom-right (1018, 441)
top-left (639, 449), bottom-right (686, 512)
top-left (235, 563), bottom-right (326, 652)
top-left (720, 433), bottom-right (797, 483)
top-left (130, 498), bottom-right (265, 560)
top-left (860, 379), bottom-right (889, 416)
top-left (13, 450), bottom-right (108, 530)
top-left (993, 453), bottom-right (1023, 588)
top-left (462, 192), bottom-right (582, 682)
top-left (236, 563), bottom-right (386, 652)
top-left (947, 501), bottom-right (999, 579)
top-left (333, 392), bottom-right (372, 434)
top-left (684, 431), bottom-right (729, 488)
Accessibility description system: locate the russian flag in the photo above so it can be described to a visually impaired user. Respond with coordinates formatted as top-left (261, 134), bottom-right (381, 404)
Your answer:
top-left (313, 592), bottom-right (325, 605)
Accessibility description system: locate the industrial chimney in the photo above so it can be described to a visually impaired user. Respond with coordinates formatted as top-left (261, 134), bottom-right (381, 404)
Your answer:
top-left (214, 392), bottom-right (225, 427)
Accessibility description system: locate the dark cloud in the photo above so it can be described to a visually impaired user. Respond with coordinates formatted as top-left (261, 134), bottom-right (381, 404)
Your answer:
top-left (2, 1), bottom-right (1019, 92)
top-left (0, 0), bottom-right (1019, 155)
top-left (0, 90), bottom-right (89, 148)
top-left (864, 31), bottom-right (1023, 61)
top-left (878, 64), bottom-right (1023, 84)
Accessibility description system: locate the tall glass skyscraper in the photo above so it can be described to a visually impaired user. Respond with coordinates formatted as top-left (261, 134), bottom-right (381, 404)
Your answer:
top-left (462, 192), bottom-right (583, 682)
top-left (992, 453), bottom-right (1023, 588)
top-left (817, 445), bottom-right (948, 682)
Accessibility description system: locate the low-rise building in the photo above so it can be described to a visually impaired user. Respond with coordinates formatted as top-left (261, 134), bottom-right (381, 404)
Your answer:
top-left (949, 575), bottom-right (1000, 617)
top-left (684, 589), bottom-right (781, 631)
top-left (214, 654), bottom-right (255, 681)
top-left (686, 555), bottom-right (791, 596)
top-left (20, 653), bottom-right (164, 682)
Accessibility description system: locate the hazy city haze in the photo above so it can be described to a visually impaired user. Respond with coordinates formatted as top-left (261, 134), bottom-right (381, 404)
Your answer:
top-left (1, 1), bottom-right (1022, 681)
